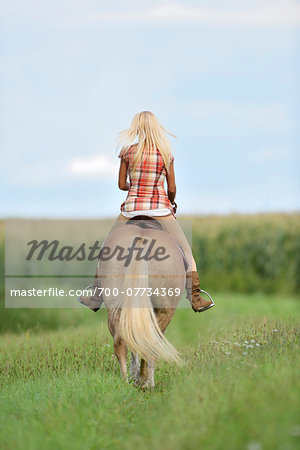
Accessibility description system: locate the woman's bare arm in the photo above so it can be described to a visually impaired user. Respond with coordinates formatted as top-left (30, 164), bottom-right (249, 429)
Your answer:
top-left (166, 161), bottom-right (176, 203)
top-left (118, 160), bottom-right (130, 191)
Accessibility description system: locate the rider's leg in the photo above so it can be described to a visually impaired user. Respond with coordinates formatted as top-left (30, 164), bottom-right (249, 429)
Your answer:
top-left (153, 214), bottom-right (214, 312)
top-left (78, 214), bottom-right (128, 311)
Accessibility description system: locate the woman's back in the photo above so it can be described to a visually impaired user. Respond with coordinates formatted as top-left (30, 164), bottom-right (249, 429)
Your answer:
top-left (119, 144), bottom-right (174, 213)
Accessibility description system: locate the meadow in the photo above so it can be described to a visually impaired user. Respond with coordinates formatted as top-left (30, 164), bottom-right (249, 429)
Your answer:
top-left (0, 214), bottom-right (299, 449)
top-left (1, 294), bottom-right (300, 450)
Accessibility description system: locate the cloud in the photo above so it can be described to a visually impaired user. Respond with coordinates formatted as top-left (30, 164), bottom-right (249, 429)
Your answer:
top-left (68, 154), bottom-right (119, 177)
top-left (51, 0), bottom-right (300, 27)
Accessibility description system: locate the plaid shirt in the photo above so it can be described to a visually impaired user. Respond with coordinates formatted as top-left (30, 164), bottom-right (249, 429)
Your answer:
top-left (118, 145), bottom-right (174, 213)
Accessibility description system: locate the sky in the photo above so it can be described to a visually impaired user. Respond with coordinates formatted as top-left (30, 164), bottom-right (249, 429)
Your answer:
top-left (1, 0), bottom-right (300, 218)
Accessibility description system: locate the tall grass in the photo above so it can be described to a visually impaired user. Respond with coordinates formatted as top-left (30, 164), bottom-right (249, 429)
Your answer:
top-left (192, 213), bottom-right (300, 294)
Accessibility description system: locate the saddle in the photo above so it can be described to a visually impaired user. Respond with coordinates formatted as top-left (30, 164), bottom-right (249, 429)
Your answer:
top-left (125, 215), bottom-right (163, 231)
top-left (126, 215), bottom-right (189, 271)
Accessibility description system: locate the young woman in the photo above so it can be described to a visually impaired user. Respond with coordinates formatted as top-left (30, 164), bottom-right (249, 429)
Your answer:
top-left (79, 111), bottom-right (214, 313)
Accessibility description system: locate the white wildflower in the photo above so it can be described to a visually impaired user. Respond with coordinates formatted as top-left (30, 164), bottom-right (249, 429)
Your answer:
top-left (247, 440), bottom-right (262, 450)
top-left (290, 424), bottom-right (300, 437)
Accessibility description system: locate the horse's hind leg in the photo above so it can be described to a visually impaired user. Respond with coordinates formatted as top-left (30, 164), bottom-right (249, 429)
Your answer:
top-left (130, 352), bottom-right (140, 381)
top-left (137, 308), bottom-right (177, 388)
top-left (114, 337), bottom-right (128, 380)
top-left (138, 358), bottom-right (155, 389)
top-left (107, 309), bottom-right (128, 380)
top-left (147, 360), bottom-right (155, 388)
top-left (155, 307), bottom-right (176, 333)
top-left (138, 359), bottom-right (148, 387)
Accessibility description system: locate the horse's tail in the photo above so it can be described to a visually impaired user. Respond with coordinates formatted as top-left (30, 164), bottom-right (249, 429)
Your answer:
top-left (117, 254), bottom-right (182, 365)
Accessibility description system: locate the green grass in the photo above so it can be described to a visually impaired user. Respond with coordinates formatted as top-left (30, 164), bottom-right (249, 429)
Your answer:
top-left (1, 293), bottom-right (300, 450)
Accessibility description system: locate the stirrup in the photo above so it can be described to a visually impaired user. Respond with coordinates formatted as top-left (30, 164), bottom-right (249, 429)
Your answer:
top-left (199, 288), bottom-right (215, 307)
top-left (195, 288), bottom-right (215, 312)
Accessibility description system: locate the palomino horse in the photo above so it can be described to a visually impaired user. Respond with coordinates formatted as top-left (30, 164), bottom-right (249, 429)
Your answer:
top-left (97, 216), bottom-right (187, 388)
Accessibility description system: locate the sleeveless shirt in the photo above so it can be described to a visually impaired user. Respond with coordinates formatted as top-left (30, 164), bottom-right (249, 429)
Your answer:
top-left (118, 145), bottom-right (174, 213)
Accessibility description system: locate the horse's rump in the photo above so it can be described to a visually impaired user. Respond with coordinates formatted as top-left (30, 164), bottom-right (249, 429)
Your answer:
top-left (98, 222), bottom-right (186, 363)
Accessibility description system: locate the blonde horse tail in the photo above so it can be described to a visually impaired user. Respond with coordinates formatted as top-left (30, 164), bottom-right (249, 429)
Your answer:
top-left (118, 255), bottom-right (182, 365)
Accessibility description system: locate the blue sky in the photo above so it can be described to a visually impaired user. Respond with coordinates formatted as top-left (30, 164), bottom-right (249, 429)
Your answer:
top-left (1, 0), bottom-right (299, 217)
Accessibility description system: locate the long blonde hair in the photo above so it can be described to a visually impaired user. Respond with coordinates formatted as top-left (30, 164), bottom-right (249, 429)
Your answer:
top-left (116, 111), bottom-right (176, 172)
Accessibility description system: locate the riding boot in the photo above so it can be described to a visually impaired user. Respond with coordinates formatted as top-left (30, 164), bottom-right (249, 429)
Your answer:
top-left (186, 271), bottom-right (214, 312)
top-left (78, 268), bottom-right (103, 312)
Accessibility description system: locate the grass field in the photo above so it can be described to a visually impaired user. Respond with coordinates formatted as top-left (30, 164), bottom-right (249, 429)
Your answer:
top-left (1, 292), bottom-right (300, 450)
